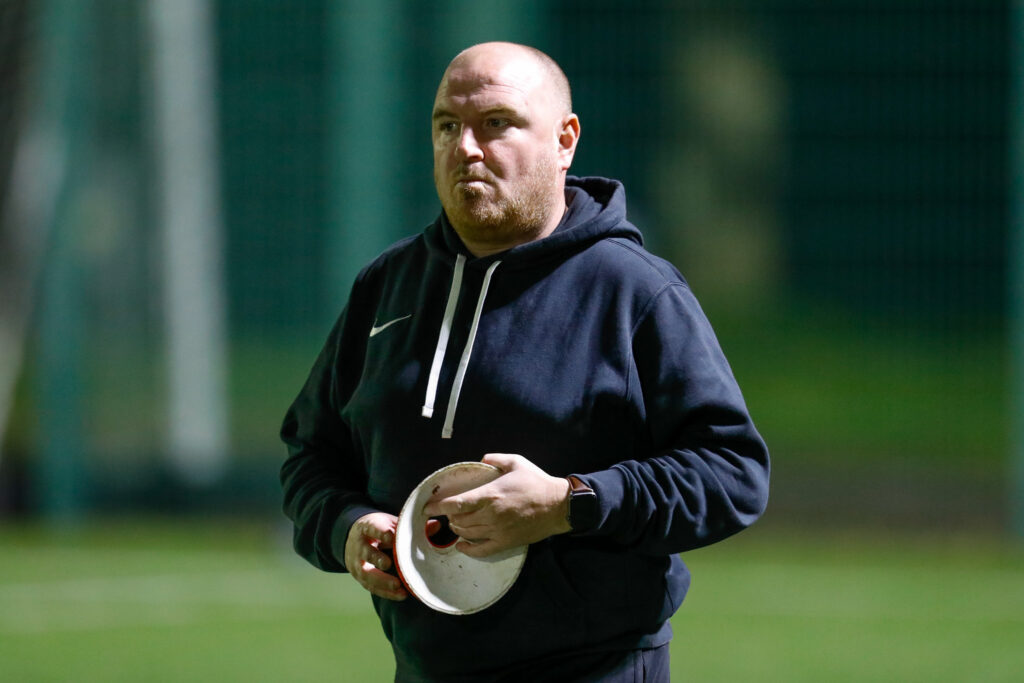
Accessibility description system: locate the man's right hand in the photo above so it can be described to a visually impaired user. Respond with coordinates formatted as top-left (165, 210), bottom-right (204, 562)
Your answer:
top-left (344, 512), bottom-right (408, 601)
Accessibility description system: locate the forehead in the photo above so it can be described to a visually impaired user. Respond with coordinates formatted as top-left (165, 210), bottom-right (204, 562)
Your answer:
top-left (433, 55), bottom-right (546, 115)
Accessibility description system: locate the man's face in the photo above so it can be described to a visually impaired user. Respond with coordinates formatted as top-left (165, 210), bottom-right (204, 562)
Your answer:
top-left (432, 49), bottom-right (572, 253)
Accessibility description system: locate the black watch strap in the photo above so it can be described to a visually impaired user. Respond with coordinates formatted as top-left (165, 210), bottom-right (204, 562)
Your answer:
top-left (566, 475), bottom-right (599, 533)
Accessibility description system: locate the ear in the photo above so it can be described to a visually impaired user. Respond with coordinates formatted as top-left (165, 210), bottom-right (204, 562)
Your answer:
top-left (556, 114), bottom-right (580, 172)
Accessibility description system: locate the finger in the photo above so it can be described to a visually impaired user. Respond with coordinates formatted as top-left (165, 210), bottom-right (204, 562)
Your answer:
top-left (352, 544), bottom-right (404, 595)
top-left (424, 518), bottom-right (442, 537)
top-left (481, 452), bottom-right (520, 471)
top-left (361, 544), bottom-right (394, 572)
top-left (455, 538), bottom-right (497, 558)
top-left (358, 523), bottom-right (396, 548)
top-left (357, 566), bottom-right (408, 601)
top-left (423, 494), bottom-right (483, 518)
top-left (422, 496), bottom-right (465, 517)
top-left (447, 517), bottom-right (487, 539)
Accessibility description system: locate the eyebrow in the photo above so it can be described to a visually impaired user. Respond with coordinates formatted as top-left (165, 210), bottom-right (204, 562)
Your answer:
top-left (431, 105), bottom-right (521, 121)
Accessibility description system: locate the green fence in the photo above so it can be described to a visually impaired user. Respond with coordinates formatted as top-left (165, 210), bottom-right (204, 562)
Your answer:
top-left (0, 0), bottom-right (1014, 532)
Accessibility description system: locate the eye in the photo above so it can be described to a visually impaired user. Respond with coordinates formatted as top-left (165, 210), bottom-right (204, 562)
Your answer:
top-left (436, 120), bottom-right (459, 134)
top-left (485, 117), bottom-right (511, 129)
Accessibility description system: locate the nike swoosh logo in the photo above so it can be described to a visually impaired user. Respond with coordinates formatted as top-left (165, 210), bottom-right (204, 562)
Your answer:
top-left (369, 314), bottom-right (412, 337)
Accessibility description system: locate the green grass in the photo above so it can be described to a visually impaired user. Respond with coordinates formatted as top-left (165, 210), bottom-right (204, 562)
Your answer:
top-left (1, 518), bottom-right (1021, 681)
top-left (676, 527), bottom-right (1024, 681)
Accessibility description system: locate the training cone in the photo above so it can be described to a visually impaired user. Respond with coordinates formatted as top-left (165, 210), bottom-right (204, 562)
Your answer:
top-left (393, 462), bottom-right (528, 615)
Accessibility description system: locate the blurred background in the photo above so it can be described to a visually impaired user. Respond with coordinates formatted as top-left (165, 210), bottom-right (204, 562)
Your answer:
top-left (1, 0), bottom-right (1017, 534)
top-left (2, 1), bottom-right (1022, 680)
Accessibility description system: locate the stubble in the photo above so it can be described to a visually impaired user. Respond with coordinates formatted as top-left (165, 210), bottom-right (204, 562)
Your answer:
top-left (438, 156), bottom-right (560, 252)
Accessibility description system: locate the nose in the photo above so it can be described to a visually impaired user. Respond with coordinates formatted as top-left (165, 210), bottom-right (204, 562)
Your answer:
top-left (456, 125), bottom-right (484, 161)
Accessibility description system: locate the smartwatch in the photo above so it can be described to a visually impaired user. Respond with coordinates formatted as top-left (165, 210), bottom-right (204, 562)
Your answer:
top-left (565, 475), bottom-right (599, 534)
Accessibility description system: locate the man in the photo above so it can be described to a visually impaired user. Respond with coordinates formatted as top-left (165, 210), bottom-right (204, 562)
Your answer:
top-left (281, 42), bottom-right (769, 681)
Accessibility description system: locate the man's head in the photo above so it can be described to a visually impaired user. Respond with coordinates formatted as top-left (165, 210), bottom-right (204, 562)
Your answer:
top-left (432, 42), bottom-right (580, 257)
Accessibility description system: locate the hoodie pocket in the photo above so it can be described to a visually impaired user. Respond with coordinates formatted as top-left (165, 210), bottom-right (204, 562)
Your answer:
top-left (556, 542), bottom-right (676, 644)
top-left (377, 541), bottom-right (590, 678)
top-left (490, 540), bottom-right (589, 652)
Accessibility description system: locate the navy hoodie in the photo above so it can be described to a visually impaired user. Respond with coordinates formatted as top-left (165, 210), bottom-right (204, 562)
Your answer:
top-left (280, 176), bottom-right (769, 680)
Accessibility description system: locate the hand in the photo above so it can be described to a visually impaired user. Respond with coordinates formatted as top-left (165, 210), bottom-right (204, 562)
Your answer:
top-left (344, 512), bottom-right (408, 601)
top-left (421, 453), bottom-right (572, 558)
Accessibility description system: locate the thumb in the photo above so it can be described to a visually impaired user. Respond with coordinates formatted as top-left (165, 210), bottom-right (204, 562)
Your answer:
top-left (482, 452), bottom-right (522, 472)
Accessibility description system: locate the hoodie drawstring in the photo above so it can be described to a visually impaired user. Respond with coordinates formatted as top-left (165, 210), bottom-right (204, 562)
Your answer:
top-left (442, 260), bottom-right (500, 438)
top-left (421, 255), bottom-right (501, 439)
top-left (422, 254), bottom-right (466, 419)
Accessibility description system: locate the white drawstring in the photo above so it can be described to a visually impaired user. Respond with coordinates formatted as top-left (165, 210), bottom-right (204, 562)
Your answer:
top-left (421, 254), bottom-right (465, 418)
top-left (441, 260), bottom-right (500, 439)
top-left (420, 255), bottom-right (501, 439)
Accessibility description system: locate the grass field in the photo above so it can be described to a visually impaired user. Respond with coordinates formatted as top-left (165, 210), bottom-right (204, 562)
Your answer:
top-left (1, 517), bottom-right (1022, 682)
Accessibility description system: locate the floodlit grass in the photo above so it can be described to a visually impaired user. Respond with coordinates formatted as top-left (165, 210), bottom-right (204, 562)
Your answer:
top-left (1, 518), bottom-right (1021, 681)
top-left (0, 519), bottom-right (394, 682)
top-left (676, 527), bottom-right (1024, 681)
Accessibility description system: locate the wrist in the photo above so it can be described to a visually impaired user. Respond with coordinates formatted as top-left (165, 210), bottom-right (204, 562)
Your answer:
top-left (564, 475), bottom-right (599, 534)
top-left (552, 476), bottom-right (572, 535)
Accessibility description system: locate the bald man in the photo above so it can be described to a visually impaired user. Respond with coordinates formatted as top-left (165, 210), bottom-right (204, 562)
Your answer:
top-left (281, 42), bottom-right (769, 682)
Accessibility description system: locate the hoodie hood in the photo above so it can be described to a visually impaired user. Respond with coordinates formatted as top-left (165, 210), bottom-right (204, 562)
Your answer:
top-left (424, 175), bottom-right (643, 270)
top-left (415, 176), bottom-right (645, 439)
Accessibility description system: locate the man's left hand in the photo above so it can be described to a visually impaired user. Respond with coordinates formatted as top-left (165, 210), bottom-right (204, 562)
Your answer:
top-left (422, 453), bottom-right (572, 558)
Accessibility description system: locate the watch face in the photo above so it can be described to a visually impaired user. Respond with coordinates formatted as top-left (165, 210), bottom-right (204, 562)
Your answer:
top-left (569, 487), bottom-right (599, 533)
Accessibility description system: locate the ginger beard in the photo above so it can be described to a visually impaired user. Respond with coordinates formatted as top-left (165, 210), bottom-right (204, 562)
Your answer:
top-left (435, 149), bottom-right (562, 251)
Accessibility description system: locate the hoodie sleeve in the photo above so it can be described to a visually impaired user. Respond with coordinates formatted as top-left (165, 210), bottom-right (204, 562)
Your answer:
top-left (574, 282), bottom-right (770, 555)
top-left (279, 295), bottom-right (380, 573)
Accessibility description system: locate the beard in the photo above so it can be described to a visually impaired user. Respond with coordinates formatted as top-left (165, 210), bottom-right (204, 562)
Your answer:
top-left (436, 156), bottom-right (561, 252)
